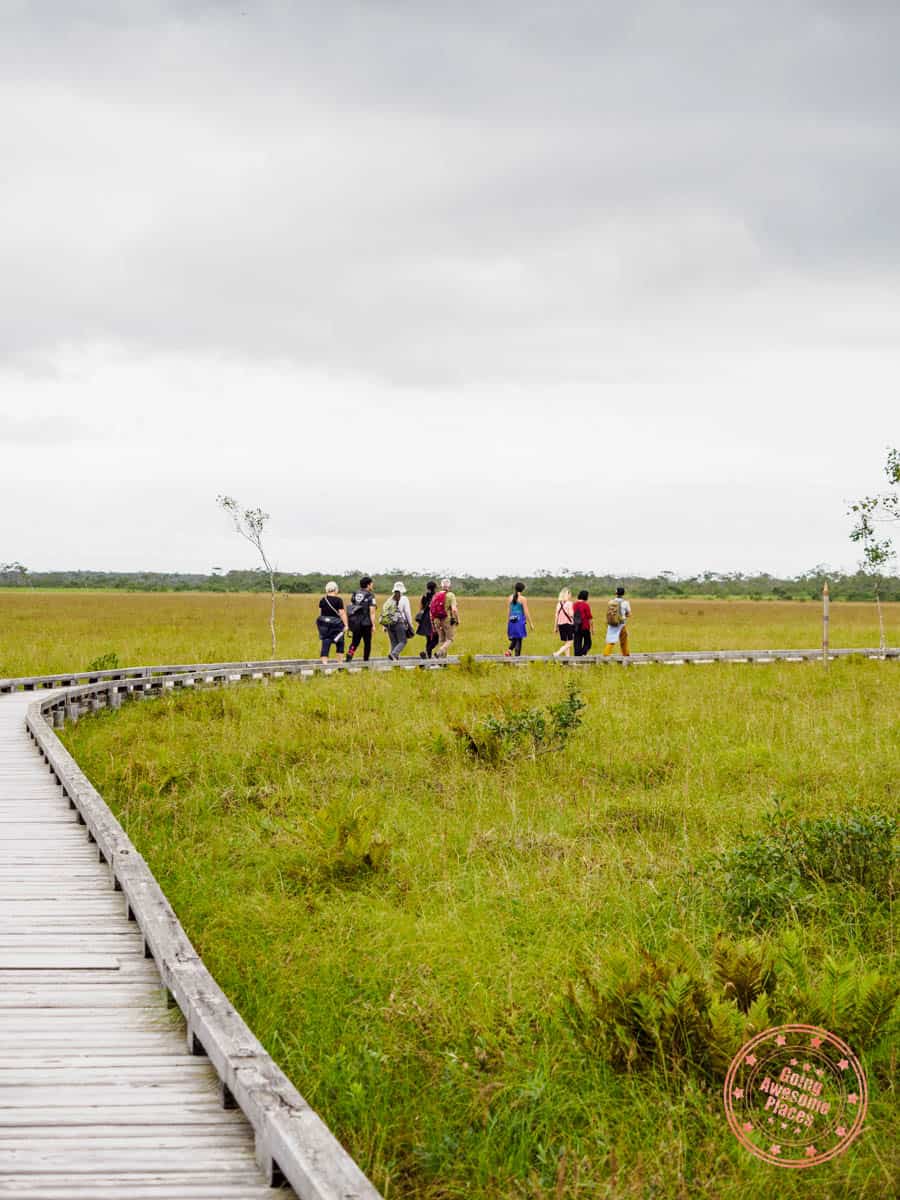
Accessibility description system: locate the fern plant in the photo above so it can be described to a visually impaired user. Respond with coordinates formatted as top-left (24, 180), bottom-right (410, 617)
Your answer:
top-left (563, 931), bottom-right (898, 1083)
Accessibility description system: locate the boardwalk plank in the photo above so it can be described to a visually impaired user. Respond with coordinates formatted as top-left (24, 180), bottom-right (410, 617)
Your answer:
top-left (0, 1181), bottom-right (279, 1199)
top-left (0, 692), bottom-right (299, 1200)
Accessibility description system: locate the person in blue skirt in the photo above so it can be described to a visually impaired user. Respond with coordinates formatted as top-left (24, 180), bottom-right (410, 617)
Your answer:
top-left (504, 581), bottom-right (535, 656)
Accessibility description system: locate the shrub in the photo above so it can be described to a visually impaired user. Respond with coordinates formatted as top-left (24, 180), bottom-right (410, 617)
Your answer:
top-left (454, 686), bottom-right (585, 764)
top-left (86, 651), bottom-right (120, 672)
top-left (714, 807), bottom-right (895, 928)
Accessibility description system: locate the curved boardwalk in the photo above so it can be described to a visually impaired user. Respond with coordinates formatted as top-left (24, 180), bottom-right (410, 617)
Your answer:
top-left (0, 689), bottom-right (297, 1200)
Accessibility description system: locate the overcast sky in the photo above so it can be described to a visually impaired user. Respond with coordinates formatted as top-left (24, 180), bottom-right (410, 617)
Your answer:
top-left (2, 1), bottom-right (898, 577)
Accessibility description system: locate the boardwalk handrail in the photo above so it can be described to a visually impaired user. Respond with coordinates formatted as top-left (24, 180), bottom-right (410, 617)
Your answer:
top-left (3, 644), bottom-right (898, 696)
top-left (9, 645), bottom-right (897, 1195)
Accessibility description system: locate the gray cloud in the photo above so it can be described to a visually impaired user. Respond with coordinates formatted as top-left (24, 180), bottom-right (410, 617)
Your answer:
top-left (1, 1), bottom-right (899, 386)
top-left (0, 2), bottom-right (897, 578)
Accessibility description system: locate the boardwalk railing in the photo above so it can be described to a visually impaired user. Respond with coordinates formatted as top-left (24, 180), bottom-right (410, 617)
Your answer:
top-left (4, 644), bottom-right (896, 1196)
top-left (2, 643), bottom-right (897, 699)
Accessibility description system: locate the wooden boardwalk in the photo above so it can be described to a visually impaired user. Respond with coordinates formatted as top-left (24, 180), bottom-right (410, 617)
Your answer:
top-left (0, 689), bottom-right (298, 1200)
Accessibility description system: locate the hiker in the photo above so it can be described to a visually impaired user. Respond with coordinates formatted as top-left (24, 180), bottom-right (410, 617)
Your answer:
top-left (316, 581), bottom-right (348, 663)
top-left (603, 586), bottom-right (632, 657)
top-left (553, 586), bottom-right (575, 657)
top-left (504, 581), bottom-right (534, 656)
top-left (416, 580), bottom-right (439, 658)
top-left (381, 581), bottom-right (414, 660)
top-left (345, 576), bottom-right (377, 662)
top-left (572, 589), bottom-right (593, 656)
top-left (431, 578), bottom-right (459, 657)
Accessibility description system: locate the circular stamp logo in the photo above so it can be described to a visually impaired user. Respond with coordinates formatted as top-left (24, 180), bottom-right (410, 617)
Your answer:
top-left (724, 1024), bottom-right (867, 1168)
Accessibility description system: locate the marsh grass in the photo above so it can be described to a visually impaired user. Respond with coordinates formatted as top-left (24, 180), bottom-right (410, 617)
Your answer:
top-left (2, 592), bottom-right (898, 677)
top-left (63, 657), bottom-right (899, 1199)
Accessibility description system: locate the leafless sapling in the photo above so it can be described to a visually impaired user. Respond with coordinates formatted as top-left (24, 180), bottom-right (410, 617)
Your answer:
top-left (216, 496), bottom-right (278, 657)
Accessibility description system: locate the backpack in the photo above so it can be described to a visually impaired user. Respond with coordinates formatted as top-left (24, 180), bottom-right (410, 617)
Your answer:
top-left (347, 591), bottom-right (372, 625)
top-left (572, 604), bottom-right (583, 631)
top-left (430, 590), bottom-right (448, 620)
top-left (606, 598), bottom-right (622, 626)
top-left (380, 597), bottom-right (403, 628)
top-left (415, 604), bottom-right (432, 633)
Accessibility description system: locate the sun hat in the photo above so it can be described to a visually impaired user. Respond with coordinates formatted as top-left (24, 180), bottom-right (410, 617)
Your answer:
top-left (393, 581), bottom-right (407, 594)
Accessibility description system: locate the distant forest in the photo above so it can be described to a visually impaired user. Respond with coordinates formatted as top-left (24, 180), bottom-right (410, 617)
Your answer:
top-left (2, 567), bottom-right (899, 601)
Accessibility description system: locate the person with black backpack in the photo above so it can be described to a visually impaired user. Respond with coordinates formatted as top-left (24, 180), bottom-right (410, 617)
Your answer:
top-left (416, 580), bottom-right (439, 658)
top-left (345, 576), bottom-right (377, 662)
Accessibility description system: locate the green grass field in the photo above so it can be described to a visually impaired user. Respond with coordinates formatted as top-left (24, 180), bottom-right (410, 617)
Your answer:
top-left (48, 595), bottom-right (898, 1200)
top-left (1, 591), bottom-right (897, 677)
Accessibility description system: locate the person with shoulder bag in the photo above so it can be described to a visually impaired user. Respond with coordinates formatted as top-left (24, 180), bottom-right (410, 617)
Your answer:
top-left (553, 587), bottom-right (575, 657)
top-left (504, 581), bottom-right (535, 656)
top-left (315, 581), bottom-right (348, 663)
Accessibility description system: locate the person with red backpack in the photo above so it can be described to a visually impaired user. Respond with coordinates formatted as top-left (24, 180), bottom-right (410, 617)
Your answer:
top-left (430, 577), bottom-right (459, 657)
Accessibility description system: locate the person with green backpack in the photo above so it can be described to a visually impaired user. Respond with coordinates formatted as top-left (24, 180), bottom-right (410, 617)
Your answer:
top-left (602, 586), bottom-right (632, 657)
top-left (380, 581), bottom-right (415, 660)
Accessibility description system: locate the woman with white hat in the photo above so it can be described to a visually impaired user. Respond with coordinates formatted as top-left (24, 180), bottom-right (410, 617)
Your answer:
top-left (380, 581), bottom-right (414, 660)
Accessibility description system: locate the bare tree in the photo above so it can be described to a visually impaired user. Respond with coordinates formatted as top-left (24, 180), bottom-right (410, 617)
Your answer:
top-left (849, 447), bottom-right (899, 653)
top-left (216, 496), bottom-right (278, 657)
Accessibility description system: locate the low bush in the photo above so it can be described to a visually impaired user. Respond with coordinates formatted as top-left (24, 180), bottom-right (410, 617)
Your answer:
top-left (714, 807), bottom-right (896, 928)
top-left (86, 651), bottom-right (120, 671)
top-left (454, 685), bottom-right (586, 764)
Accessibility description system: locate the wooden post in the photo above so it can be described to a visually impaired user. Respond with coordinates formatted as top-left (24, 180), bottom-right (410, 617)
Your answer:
top-left (822, 581), bottom-right (830, 668)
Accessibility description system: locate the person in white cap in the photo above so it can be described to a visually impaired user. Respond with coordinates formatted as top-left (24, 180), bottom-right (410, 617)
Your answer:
top-left (380, 581), bottom-right (415, 660)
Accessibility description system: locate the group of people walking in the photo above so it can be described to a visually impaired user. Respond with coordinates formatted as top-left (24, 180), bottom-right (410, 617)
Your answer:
top-left (315, 577), bottom-right (631, 663)
top-left (505, 583), bottom-right (631, 658)
top-left (316, 577), bottom-right (460, 663)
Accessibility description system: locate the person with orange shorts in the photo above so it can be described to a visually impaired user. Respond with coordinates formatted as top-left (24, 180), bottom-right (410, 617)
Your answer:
top-left (602, 586), bottom-right (632, 657)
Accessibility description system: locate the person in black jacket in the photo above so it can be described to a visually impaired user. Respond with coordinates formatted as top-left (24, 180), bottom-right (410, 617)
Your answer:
top-left (345, 576), bottom-right (377, 662)
top-left (416, 580), bottom-right (439, 658)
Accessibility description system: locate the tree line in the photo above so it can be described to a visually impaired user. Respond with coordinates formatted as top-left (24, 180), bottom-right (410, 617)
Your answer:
top-left (2, 566), bottom-right (899, 601)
